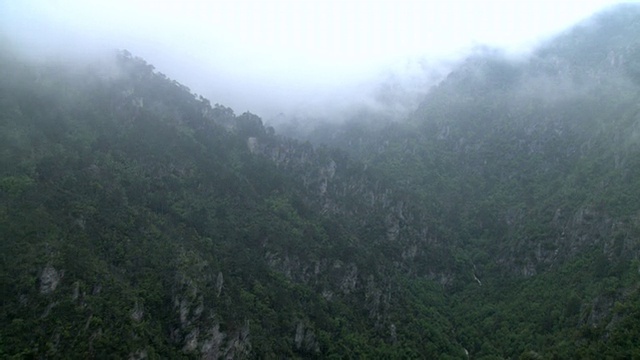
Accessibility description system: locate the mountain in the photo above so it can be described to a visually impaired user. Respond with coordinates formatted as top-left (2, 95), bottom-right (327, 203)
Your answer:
top-left (281, 4), bottom-right (640, 357)
top-left (0, 44), bottom-right (463, 359)
top-left (2, 4), bottom-right (640, 359)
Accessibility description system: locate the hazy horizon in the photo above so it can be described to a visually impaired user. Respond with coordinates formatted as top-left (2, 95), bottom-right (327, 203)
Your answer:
top-left (2, 0), bottom-right (633, 120)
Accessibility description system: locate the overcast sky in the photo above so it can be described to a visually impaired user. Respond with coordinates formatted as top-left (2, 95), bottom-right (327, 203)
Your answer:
top-left (1, 0), bottom-right (633, 119)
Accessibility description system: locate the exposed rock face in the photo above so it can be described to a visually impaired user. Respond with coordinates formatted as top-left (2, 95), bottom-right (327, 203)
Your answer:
top-left (247, 137), bottom-right (258, 154)
top-left (294, 321), bottom-right (319, 354)
top-left (129, 349), bottom-right (148, 360)
top-left (522, 260), bottom-right (537, 277)
top-left (71, 281), bottom-right (80, 301)
top-left (131, 301), bottom-right (144, 322)
top-left (171, 267), bottom-right (251, 359)
top-left (201, 324), bottom-right (225, 360)
top-left (216, 272), bottom-right (224, 297)
top-left (340, 264), bottom-right (359, 294)
top-left (40, 265), bottom-right (62, 294)
top-left (224, 321), bottom-right (251, 359)
top-left (248, 135), bottom-right (460, 282)
top-left (183, 328), bottom-right (199, 353)
top-left (389, 323), bottom-right (398, 344)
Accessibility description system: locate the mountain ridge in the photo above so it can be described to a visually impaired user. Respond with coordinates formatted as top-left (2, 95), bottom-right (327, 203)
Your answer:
top-left (2, 4), bottom-right (640, 359)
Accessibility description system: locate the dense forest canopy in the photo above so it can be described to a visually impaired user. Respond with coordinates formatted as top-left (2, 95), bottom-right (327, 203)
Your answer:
top-left (2, 4), bottom-right (640, 359)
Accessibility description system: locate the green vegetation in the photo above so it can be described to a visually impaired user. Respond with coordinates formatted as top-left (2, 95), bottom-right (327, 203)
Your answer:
top-left (2, 4), bottom-right (640, 359)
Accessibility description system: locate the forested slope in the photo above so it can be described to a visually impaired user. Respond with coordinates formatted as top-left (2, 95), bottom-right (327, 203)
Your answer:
top-left (279, 4), bottom-right (640, 359)
top-left (292, 4), bottom-right (640, 281)
top-left (2, 4), bottom-right (640, 359)
top-left (0, 45), bottom-right (466, 358)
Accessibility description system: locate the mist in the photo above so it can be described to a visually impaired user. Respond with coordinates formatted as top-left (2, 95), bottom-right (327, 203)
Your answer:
top-left (1, 0), bottom-right (630, 122)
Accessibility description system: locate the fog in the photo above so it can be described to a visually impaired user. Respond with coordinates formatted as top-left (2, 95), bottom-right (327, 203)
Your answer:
top-left (1, 0), bottom-right (630, 121)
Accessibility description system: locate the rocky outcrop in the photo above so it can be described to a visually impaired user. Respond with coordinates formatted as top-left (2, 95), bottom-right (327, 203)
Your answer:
top-left (249, 135), bottom-right (460, 281)
top-left (294, 320), bottom-right (319, 354)
top-left (40, 265), bottom-right (62, 294)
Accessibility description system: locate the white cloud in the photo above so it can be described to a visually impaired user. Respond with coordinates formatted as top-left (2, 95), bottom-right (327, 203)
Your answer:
top-left (1, 0), bottom-right (632, 117)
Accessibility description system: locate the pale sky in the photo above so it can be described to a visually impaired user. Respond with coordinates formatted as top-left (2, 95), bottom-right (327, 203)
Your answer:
top-left (1, 0), bottom-right (633, 118)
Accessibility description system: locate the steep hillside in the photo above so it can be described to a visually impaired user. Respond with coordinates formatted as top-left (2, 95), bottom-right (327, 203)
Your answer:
top-left (277, 4), bottom-right (640, 358)
top-left (292, 4), bottom-right (640, 274)
top-left (0, 46), bottom-right (467, 358)
top-left (2, 4), bottom-right (640, 359)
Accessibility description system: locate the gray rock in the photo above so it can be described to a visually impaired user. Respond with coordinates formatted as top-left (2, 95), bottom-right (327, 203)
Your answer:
top-left (40, 265), bottom-right (62, 294)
